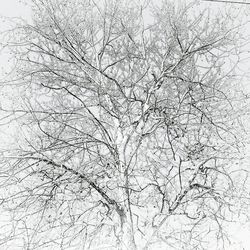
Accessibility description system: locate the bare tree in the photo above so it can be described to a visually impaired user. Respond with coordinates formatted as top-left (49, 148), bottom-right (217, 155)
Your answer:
top-left (0, 0), bottom-right (249, 249)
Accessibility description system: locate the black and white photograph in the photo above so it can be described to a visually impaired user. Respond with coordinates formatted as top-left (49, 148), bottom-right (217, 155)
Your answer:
top-left (0, 0), bottom-right (250, 249)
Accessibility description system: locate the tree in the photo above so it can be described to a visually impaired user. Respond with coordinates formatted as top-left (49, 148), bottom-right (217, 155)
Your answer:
top-left (0, 0), bottom-right (249, 249)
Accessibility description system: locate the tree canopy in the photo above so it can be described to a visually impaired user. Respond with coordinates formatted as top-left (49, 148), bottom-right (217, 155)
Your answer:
top-left (0, 0), bottom-right (249, 249)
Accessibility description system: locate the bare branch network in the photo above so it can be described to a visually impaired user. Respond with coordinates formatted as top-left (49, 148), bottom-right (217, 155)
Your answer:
top-left (0, 0), bottom-right (249, 249)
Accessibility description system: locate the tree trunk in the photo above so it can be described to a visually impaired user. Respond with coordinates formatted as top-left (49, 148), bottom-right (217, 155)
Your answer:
top-left (118, 213), bottom-right (137, 250)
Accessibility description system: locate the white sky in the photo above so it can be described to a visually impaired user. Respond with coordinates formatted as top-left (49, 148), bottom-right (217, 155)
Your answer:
top-left (0, 0), bottom-right (31, 18)
top-left (0, 0), bottom-right (250, 249)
